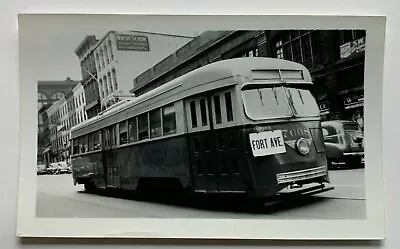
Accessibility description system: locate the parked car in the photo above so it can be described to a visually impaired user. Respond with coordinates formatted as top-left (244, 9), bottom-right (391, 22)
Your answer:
top-left (47, 162), bottom-right (63, 174)
top-left (36, 164), bottom-right (47, 175)
top-left (58, 161), bottom-right (72, 174)
top-left (321, 120), bottom-right (364, 169)
top-left (47, 161), bottom-right (72, 174)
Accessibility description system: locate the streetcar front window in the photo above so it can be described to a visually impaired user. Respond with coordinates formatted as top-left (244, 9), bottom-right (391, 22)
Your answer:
top-left (242, 86), bottom-right (291, 120)
top-left (242, 85), bottom-right (320, 120)
top-left (286, 87), bottom-right (320, 117)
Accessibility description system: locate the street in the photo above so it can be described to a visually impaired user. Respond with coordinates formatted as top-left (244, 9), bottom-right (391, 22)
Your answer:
top-left (36, 168), bottom-right (366, 219)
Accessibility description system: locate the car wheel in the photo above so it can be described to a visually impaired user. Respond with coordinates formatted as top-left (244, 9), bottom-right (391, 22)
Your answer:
top-left (345, 157), bottom-right (362, 168)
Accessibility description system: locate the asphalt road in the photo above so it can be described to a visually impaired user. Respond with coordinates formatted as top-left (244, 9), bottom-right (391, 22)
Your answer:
top-left (35, 168), bottom-right (366, 219)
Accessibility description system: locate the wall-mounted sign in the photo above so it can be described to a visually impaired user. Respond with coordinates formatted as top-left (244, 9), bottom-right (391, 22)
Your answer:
top-left (116, 35), bottom-right (149, 51)
top-left (319, 101), bottom-right (329, 111)
top-left (340, 36), bottom-right (366, 59)
top-left (343, 92), bottom-right (364, 109)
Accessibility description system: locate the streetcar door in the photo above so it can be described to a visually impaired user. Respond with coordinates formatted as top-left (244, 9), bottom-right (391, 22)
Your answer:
top-left (185, 96), bottom-right (219, 193)
top-left (210, 90), bottom-right (244, 193)
top-left (102, 125), bottom-right (119, 188)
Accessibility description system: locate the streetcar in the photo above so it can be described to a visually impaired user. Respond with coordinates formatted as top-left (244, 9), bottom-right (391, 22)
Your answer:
top-left (70, 57), bottom-right (333, 199)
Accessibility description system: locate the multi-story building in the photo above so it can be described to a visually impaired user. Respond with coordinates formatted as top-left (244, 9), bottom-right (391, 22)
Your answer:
top-left (92, 31), bottom-right (193, 109)
top-left (73, 83), bottom-right (88, 126)
top-left (58, 95), bottom-right (70, 161)
top-left (37, 77), bottom-right (80, 111)
top-left (131, 31), bottom-right (267, 96)
top-left (266, 29), bottom-right (366, 127)
top-left (131, 30), bottom-right (366, 129)
top-left (37, 77), bottom-right (79, 165)
top-left (75, 35), bottom-right (101, 119)
top-left (46, 97), bottom-right (64, 163)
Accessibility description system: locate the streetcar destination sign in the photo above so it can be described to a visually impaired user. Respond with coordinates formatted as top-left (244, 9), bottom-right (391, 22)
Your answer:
top-left (249, 130), bottom-right (287, 157)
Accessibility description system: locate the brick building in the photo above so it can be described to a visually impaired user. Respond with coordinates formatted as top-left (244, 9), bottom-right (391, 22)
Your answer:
top-left (75, 35), bottom-right (101, 119)
top-left (131, 30), bottom-right (366, 129)
top-left (37, 77), bottom-right (79, 165)
top-left (266, 29), bottom-right (365, 126)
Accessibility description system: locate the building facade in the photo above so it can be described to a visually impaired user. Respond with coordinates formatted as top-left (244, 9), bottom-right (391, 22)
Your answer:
top-left (37, 77), bottom-right (79, 165)
top-left (131, 31), bottom-right (268, 96)
top-left (45, 97), bottom-right (64, 163)
top-left (266, 29), bottom-right (366, 128)
top-left (73, 83), bottom-right (88, 126)
top-left (92, 31), bottom-right (193, 110)
top-left (75, 35), bottom-right (101, 119)
top-left (131, 30), bottom-right (365, 129)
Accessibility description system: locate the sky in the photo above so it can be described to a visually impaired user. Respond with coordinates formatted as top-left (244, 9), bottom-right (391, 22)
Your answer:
top-left (18, 14), bottom-right (205, 85)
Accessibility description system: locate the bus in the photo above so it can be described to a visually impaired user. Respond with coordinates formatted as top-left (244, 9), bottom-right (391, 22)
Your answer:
top-left (70, 57), bottom-right (333, 200)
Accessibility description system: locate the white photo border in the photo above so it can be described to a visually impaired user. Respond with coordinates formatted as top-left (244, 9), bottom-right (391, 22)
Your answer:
top-left (17, 14), bottom-right (386, 240)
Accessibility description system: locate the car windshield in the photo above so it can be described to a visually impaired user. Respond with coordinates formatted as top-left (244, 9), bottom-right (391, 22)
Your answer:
top-left (242, 85), bottom-right (320, 120)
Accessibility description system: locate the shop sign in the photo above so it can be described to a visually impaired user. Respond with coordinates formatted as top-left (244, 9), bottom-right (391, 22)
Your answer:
top-left (318, 101), bottom-right (330, 112)
top-left (340, 36), bottom-right (365, 59)
top-left (343, 92), bottom-right (364, 108)
top-left (116, 35), bottom-right (149, 51)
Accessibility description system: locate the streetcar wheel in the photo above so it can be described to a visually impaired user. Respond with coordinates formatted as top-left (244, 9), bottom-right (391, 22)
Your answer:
top-left (84, 181), bottom-right (97, 193)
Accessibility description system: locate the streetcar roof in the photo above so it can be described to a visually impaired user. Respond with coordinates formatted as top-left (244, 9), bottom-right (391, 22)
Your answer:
top-left (71, 57), bottom-right (312, 135)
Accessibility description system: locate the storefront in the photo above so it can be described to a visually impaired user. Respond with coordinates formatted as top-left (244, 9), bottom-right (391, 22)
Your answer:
top-left (340, 87), bottom-right (364, 130)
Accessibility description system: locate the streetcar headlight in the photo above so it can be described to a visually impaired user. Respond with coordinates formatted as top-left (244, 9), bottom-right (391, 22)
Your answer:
top-left (296, 138), bottom-right (310, 155)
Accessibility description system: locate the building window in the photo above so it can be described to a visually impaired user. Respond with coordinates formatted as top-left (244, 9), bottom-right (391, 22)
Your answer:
top-left (108, 72), bottom-right (113, 93)
top-left (112, 68), bottom-right (117, 90)
top-left (108, 40), bottom-right (114, 61)
top-left (339, 30), bottom-right (366, 45)
top-left (51, 92), bottom-right (65, 101)
top-left (273, 30), bottom-right (317, 69)
top-left (100, 49), bottom-right (105, 68)
top-left (104, 44), bottom-right (109, 64)
top-left (103, 76), bottom-right (108, 96)
top-left (237, 48), bottom-right (260, 58)
top-left (96, 53), bottom-right (100, 70)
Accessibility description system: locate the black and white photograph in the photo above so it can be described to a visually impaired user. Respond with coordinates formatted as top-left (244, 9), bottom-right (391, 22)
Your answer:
top-left (17, 14), bottom-right (386, 240)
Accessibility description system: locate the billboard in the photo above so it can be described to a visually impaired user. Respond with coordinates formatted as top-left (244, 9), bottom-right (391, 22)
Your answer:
top-left (116, 34), bottom-right (150, 51)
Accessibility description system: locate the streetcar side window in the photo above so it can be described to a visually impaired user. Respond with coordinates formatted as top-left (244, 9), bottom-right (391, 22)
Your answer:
top-left (200, 99), bottom-right (208, 126)
top-left (119, 120), bottom-right (128, 145)
top-left (111, 125), bottom-right (117, 146)
top-left (128, 117), bottom-right (138, 143)
top-left (138, 113), bottom-right (149, 141)
top-left (94, 131), bottom-right (100, 150)
top-left (190, 101), bottom-right (197, 128)
top-left (102, 129), bottom-right (108, 148)
top-left (72, 138), bottom-right (78, 155)
top-left (150, 108), bottom-right (162, 138)
top-left (88, 133), bottom-right (94, 152)
top-left (224, 92), bottom-right (234, 122)
top-left (213, 95), bottom-right (222, 124)
top-left (162, 104), bottom-right (176, 135)
top-left (78, 136), bottom-right (84, 153)
top-left (83, 135), bottom-right (88, 152)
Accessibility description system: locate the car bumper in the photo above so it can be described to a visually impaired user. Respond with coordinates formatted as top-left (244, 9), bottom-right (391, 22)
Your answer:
top-left (343, 152), bottom-right (364, 156)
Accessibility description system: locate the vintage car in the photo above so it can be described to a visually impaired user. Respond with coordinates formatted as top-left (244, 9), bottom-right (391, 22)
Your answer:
top-left (321, 120), bottom-right (364, 168)
top-left (36, 164), bottom-right (47, 175)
